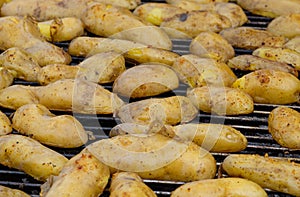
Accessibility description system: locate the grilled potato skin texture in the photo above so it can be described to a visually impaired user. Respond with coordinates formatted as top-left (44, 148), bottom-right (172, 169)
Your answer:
top-left (284, 36), bottom-right (300, 54)
top-left (267, 14), bottom-right (300, 39)
top-left (0, 110), bottom-right (12, 136)
top-left (0, 68), bottom-right (14, 90)
top-left (0, 185), bottom-right (31, 197)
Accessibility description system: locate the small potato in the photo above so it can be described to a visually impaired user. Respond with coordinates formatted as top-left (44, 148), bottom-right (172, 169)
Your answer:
top-left (0, 185), bottom-right (30, 197)
top-left (267, 14), bottom-right (300, 39)
top-left (0, 134), bottom-right (68, 181)
top-left (232, 69), bottom-right (300, 104)
top-left (87, 134), bottom-right (216, 182)
top-left (172, 55), bottom-right (237, 88)
top-left (268, 106), bottom-right (300, 149)
top-left (40, 149), bottom-right (110, 197)
top-left (12, 104), bottom-right (88, 148)
top-left (187, 86), bottom-right (254, 115)
top-left (110, 172), bottom-right (157, 197)
top-left (0, 68), bottom-right (14, 90)
top-left (220, 27), bottom-right (286, 50)
top-left (222, 154), bottom-right (300, 196)
top-left (284, 36), bottom-right (300, 54)
top-left (113, 64), bottom-right (179, 98)
top-left (117, 96), bottom-right (198, 125)
top-left (171, 178), bottom-right (267, 197)
top-left (0, 110), bottom-right (12, 136)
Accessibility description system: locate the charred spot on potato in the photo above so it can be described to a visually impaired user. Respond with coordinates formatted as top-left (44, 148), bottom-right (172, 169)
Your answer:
top-left (33, 7), bottom-right (41, 19)
top-left (179, 13), bottom-right (188, 22)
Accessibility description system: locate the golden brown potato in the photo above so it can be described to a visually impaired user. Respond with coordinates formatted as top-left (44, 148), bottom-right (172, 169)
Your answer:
top-left (227, 55), bottom-right (298, 77)
top-left (110, 172), bottom-right (157, 197)
top-left (268, 106), bottom-right (300, 149)
top-left (113, 64), bottom-right (179, 98)
top-left (0, 110), bottom-right (12, 136)
top-left (187, 86), bottom-right (254, 115)
top-left (267, 14), bottom-right (300, 39)
top-left (220, 27), bottom-right (286, 50)
top-left (189, 31), bottom-right (235, 62)
top-left (0, 185), bottom-right (30, 197)
top-left (0, 68), bottom-right (14, 90)
top-left (171, 178), bottom-right (267, 197)
top-left (40, 149), bottom-right (110, 197)
top-left (0, 134), bottom-right (68, 181)
top-left (284, 36), bottom-right (300, 54)
top-left (172, 55), bottom-right (237, 88)
top-left (117, 96), bottom-right (198, 125)
top-left (232, 69), bottom-right (300, 104)
top-left (87, 134), bottom-right (216, 182)
top-left (222, 154), bottom-right (300, 196)
top-left (12, 104), bottom-right (88, 148)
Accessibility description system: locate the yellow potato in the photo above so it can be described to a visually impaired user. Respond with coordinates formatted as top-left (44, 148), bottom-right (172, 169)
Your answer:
top-left (0, 68), bottom-right (14, 90)
top-left (0, 110), bottom-right (12, 136)
top-left (232, 69), bottom-right (300, 104)
top-left (110, 172), bottom-right (157, 197)
top-left (284, 36), bottom-right (300, 54)
top-left (268, 106), bottom-right (300, 149)
top-left (91, 0), bottom-right (141, 10)
top-left (12, 104), bottom-right (88, 148)
top-left (171, 178), bottom-right (267, 197)
top-left (40, 149), bottom-right (110, 197)
top-left (166, 0), bottom-right (229, 4)
top-left (0, 134), bottom-right (68, 181)
top-left (0, 185), bottom-right (30, 197)
top-left (222, 154), bottom-right (300, 196)
top-left (113, 64), bottom-right (179, 98)
top-left (87, 134), bottom-right (217, 182)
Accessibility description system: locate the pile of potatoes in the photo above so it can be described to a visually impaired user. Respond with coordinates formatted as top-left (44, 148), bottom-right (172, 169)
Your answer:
top-left (0, 0), bottom-right (300, 196)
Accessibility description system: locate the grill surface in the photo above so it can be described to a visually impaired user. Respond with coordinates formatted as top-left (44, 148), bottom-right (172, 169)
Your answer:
top-left (0, 1), bottom-right (300, 197)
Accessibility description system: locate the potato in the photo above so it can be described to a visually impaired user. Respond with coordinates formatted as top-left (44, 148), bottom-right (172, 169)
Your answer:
top-left (284, 36), bottom-right (300, 54)
top-left (220, 27), bottom-right (286, 50)
top-left (40, 149), bottom-right (110, 197)
top-left (0, 134), bottom-right (68, 181)
top-left (0, 16), bottom-right (71, 66)
top-left (187, 86), bottom-right (254, 115)
top-left (113, 64), bottom-right (179, 98)
top-left (82, 2), bottom-right (172, 50)
top-left (171, 178), bottom-right (267, 197)
top-left (117, 96), bottom-right (198, 125)
top-left (268, 106), bottom-right (300, 149)
top-left (37, 17), bottom-right (84, 42)
top-left (267, 14), bottom-right (300, 39)
top-left (189, 31), bottom-right (235, 62)
top-left (222, 154), bottom-right (300, 196)
top-left (0, 185), bottom-right (30, 197)
top-left (253, 46), bottom-right (300, 70)
top-left (172, 55), bottom-right (237, 88)
top-left (166, 0), bottom-right (229, 4)
top-left (232, 69), bottom-right (300, 104)
top-left (0, 68), bottom-right (14, 90)
top-left (12, 104), bottom-right (88, 148)
top-left (0, 110), bottom-right (12, 136)
top-left (37, 51), bottom-right (126, 85)
top-left (92, 0), bottom-right (141, 10)
top-left (237, 0), bottom-right (300, 18)
top-left (110, 172), bottom-right (157, 197)
top-left (0, 47), bottom-right (41, 82)
top-left (87, 134), bottom-right (216, 182)
top-left (227, 54), bottom-right (298, 77)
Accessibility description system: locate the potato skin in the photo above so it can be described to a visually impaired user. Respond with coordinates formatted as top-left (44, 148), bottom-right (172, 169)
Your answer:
top-left (0, 185), bottom-right (30, 197)
top-left (0, 110), bottom-right (12, 136)
top-left (267, 14), bottom-right (300, 39)
top-left (232, 69), bottom-right (300, 104)
top-left (171, 178), bottom-right (267, 197)
top-left (284, 36), bottom-right (300, 54)
top-left (0, 68), bottom-right (14, 90)
top-left (268, 106), bottom-right (300, 149)
top-left (222, 154), bottom-right (300, 196)
top-left (0, 134), bottom-right (68, 181)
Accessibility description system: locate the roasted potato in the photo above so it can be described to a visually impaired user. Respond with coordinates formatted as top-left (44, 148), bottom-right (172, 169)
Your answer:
top-left (171, 178), bottom-right (267, 197)
top-left (268, 106), bottom-right (300, 149)
top-left (220, 27), bottom-right (286, 50)
top-left (117, 96), bottom-right (198, 125)
top-left (267, 14), bottom-right (300, 39)
top-left (0, 68), bottom-right (14, 90)
top-left (40, 149), bottom-right (110, 197)
top-left (110, 172), bottom-right (157, 197)
top-left (189, 31), bottom-right (235, 62)
top-left (172, 55), bottom-right (237, 88)
top-left (113, 63), bottom-right (179, 98)
top-left (187, 86), bottom-right (254, 115)
top-left (284, 36), bottom-right (300, 54)
top-left (166, 0), bottom-right (229, 4)
top-left (0, 185), bottom-right (30, 197)
top-left (0, 110), bottom-right (12, 136)
top-left (227, 55), bottom-right (298, 77)
top-left (0, 134), bottom-right (68, 181)
top-left (222, 154), bottom-right (300, 196)
top-left (87, 134), bottom-right (216, 182)
top-left (93, 0), bottom-right (141, 10)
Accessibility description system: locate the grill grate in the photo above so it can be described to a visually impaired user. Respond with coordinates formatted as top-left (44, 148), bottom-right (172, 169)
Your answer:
top-left (1, 1), bottom-right (300, 197)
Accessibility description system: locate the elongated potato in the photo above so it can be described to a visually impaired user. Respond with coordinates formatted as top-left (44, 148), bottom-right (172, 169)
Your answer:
top-left (113, 64), bottom-right (179, 98)
top-left (40, 149), bottom-right (110, 197)
top-left (232, 69), bottom-right (300, 104)
top-left (0, 185), bottom-right (30, 197)
top-left (12, 104), bottom-right (88, 148)
top-left (267, 14), bottom-right (300, 39)
top-left (117, 96), bottom-right (198, 125)
top-left (227, 55), bottom-right (298, 77)
top-left (110, 172), bottom-right (157, 197)
top-left (0, 68), bottom-right (14, 90)
top-left (268, 106), bottom-right (300, 149)
top-left (87, 134), bottom-right (216, 182)
top-left (166, 0), bottom-right (229, 4)
top-left (222, 154), bottom-right (300, 196)
top-left (0, 134), bottom-right (68, 181)
top-left (0, 110), bottom-right (12, 136)
top-left (284, 36), bottom-right (300, 54)
top-left (172, 55), bottom-right (237, 88)
top-left (171, 178), bottom-right (267, 197)
top-left (220, 27), bottom-right (286, 50)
